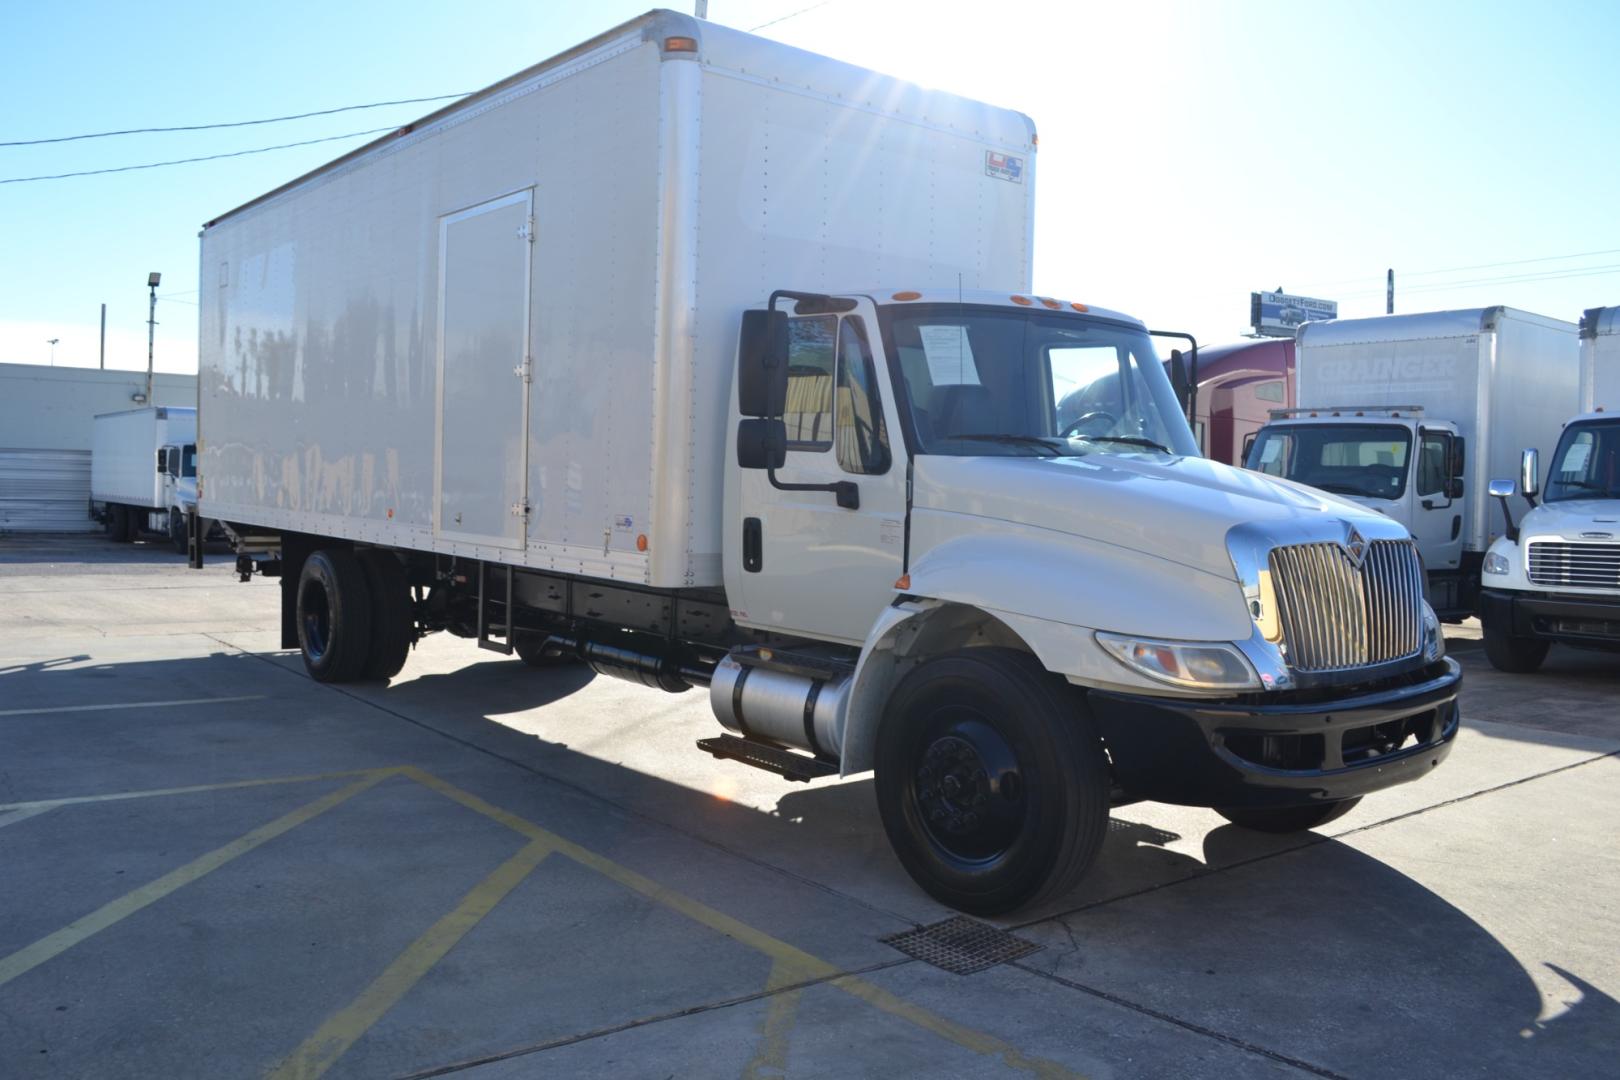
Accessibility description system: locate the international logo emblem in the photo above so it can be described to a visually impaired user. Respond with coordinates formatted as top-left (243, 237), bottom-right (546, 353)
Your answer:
top-left (1343, 524), bottom-right (1368, 569)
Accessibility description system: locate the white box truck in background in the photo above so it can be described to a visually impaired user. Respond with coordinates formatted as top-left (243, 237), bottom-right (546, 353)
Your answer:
top-left (1244, 308), bottom-right (1579, 618)
top-left (90, 406), bottom-right (197, 550)
top-left (1477, 305), bottom-right (1620, 670)
top-left (195, 10), bottom-right (1460, 913)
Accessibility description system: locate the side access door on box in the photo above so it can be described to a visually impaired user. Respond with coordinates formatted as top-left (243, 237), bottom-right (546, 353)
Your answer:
top-left (434, 189), bottom-right (535, 551)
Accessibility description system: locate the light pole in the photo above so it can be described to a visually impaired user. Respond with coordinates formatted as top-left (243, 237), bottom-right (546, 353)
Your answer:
top-left (146, 271), bottom-right (161, 405)
top-left (47, 338), bottom-right (60, 366)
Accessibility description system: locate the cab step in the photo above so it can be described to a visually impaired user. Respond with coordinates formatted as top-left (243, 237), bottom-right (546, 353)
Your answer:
top-left (697, 733), bottom-right (838, 783)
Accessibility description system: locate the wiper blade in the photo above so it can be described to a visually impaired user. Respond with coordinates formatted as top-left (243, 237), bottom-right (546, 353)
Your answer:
top-left (1077, 434), bottom-right (1174, 454)
top-left (940, 432), bottom-right (1063, 456)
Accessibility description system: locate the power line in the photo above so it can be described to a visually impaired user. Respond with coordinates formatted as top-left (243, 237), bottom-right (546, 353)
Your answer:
top-left (1336, 262), bottom-right (1620, 300)
top-left (0, 94), bottom-right (468, 148)
top-left (749, 0), bottom-right (833, 32)
top-left (1298, 246), bottom-right (1620, 292)
top-left (0, 126), bottom-right (398, 185)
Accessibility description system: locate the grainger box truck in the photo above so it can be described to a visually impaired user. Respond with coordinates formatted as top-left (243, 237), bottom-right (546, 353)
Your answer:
top-left (197, 10), bottom-right (1460, 913)
top-left (1245, 308), bottom-right (1579, 618)
top-left (90, 405), bottom-right (197, 549)
top-left (1477, 305), bottom-right (1620, 670)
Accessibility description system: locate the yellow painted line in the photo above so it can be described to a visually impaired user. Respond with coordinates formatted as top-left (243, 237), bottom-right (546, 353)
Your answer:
top-left (0, 767), bottom-right (394, 814)
top-left (0, 806), bottom-right (53, 831)
top-left (743, 957), bottom-right (814, 1080)
top-left (0, 694), bottom-right (265, 718)
top-left (0, 771), bottom-right (392, 990)
top-left (268, 838), bottom-right (554, 1080)
top-left (399, 768), bottom-right (1080, 1078)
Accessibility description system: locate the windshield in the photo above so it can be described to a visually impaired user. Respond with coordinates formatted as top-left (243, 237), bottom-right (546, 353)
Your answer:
top-left (878, 304), bottom-right (1198, 457)
top-left (182, 445), bottom-right (197, 478)
top-left (1245, 423), bottom-right (1412, 499)
top-left (1545, 419), bottom-right (1620, 502)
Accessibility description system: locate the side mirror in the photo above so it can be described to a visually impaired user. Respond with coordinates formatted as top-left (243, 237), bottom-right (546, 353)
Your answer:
top-left (1487, 479), bottom-right (1515, 498)
top-left (1451, 436), bottom-right (1466, 478)
top-left (1168, 349), bottom-right (1192, 417)
top-left (1447, 476), bottom-right (1464, 500)
top-left (1520, 447), bottom-right (1540, 499)
top-left (737, 310), bottom-right (789, 418)
top-left (736, 418), bottom-right (787, 470)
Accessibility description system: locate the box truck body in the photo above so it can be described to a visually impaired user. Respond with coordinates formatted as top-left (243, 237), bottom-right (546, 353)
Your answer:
top-left (195, 11), bottom-right (1462, 915)
top-left (1245, 308), bottom-right (1579, 615)
top-left (1476, 305), bottom-right (1620, 670)
top-left (198, 15), bottom-right (1033, 588)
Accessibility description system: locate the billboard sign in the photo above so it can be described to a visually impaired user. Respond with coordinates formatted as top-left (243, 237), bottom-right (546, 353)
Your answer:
top-left (1250, 291), bottom-right (1337, 337)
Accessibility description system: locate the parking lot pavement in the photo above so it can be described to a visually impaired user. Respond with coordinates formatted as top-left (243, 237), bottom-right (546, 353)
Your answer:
top-left (2, 535), bottom-right (1617, 1078)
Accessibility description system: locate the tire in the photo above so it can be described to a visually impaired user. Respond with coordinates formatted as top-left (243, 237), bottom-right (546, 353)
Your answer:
top-left (1482, 613), bottom-right (1549, 673)
top-left (168, 509), bottom-right (187, 555)
top-left (1214, 798), bottom-right (1361, 834)
top-left (357, 549), bottom-right (413, 681)
top-left (107, 504), bottom-right (133, 543)
top-left (514, 632), bottom-right (579, 668)
top-left (874, 648), bottom-right (1110, 915)
top-left (296, 548), bottom-right (374, 683)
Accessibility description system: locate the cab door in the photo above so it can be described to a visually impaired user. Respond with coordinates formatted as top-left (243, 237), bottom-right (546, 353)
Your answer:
top-left (1410, 427), bottom-right (1464, 577)
top-left (734, 298), bottom-right (908, 643)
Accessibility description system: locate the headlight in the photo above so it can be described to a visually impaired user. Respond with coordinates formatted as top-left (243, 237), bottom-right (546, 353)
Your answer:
top-left (1482, 551), bottom-right (1511, 576)
top-left (1422, 602), bottom-right (1445, 662)
top-left (1096, 632), bottom-right (1260, 691)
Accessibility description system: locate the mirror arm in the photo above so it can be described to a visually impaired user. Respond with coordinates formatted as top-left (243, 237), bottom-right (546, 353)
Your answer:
top-left (1495, 494), bottom-right (1519, 543)
top-left (767, 468), bottom-right (859, 510)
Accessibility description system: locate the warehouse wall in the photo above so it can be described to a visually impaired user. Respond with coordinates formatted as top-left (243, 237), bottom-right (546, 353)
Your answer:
top-left (0, 364), bottom-right (197, 532)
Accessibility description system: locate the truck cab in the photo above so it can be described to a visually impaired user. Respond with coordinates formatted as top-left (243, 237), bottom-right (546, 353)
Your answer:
top-left (1244, 408), bottom-right (1468, 613)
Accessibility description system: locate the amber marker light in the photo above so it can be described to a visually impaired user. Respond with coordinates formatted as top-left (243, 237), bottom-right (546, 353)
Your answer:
top-left (664, 35), bottom-right (698, 51)
top-left (891, 290), bottom-right (921, 301)
top-left (1039, 297), bottom-right (1061, 309)
top-left (636, 533), bottom-right (648, 551)
top-left (1009, 295), bottom-right (1032, 306)
top-left (894, 574), bottom-right (911, 590)
top-left (1070, 301), bottom-right (1088, 312)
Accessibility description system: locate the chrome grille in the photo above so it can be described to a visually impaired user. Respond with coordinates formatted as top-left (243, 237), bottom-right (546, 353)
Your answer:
top-left (1268, 539), bottom-right (1424, 672)
top-left (1527, 541), bottom-right (1620, 589)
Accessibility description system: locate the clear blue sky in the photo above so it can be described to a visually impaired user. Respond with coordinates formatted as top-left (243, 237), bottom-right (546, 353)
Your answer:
top-left (4, 0), bottom-right (1617, 372)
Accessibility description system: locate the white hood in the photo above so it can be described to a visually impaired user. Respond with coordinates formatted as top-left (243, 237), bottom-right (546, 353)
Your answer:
top-left (1520, 497), bottom-right (1620, 541)
top-left (912, 452), bottom-right (1405, 580)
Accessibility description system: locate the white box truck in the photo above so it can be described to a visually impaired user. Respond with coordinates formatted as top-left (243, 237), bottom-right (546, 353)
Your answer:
top-left (1243, 308), bottom-right (1580, 619)
top-left (90, 405), bottom-right (198, 550)
top-left (1477, 305), bottom-right (1620, 670)
top-left (196, 10), bottom-right (1460, 914)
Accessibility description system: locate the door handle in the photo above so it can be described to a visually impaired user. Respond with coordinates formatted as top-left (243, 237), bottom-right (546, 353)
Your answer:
top-left (742, 517), bottom-right (763, 573)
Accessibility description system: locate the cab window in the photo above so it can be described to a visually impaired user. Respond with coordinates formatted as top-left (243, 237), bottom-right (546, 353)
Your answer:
top-left (783, 316), bottom-right (836, 450)
top-left (835, 317), bottom-right (890, 475)
top-left (1416, 433), bottom-right (1450, 496)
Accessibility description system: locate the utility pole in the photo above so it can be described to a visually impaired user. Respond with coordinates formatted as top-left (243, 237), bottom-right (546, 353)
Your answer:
top-left (1386, 268), bottom-right (1394, 315)
top-left (99, 304), bottom-right (107, 369)
top-left (146, 272), bottom-right (161, 404)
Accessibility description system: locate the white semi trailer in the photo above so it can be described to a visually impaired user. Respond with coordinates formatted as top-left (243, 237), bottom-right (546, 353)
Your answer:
top-left (90, 405), bottom-right (197, 550)
top-left (195, 11), bottom-right (1459, 914)
top-left (1245, 308), bottom-right (1579, 618)
top-left (1477, 305), bottom-right (1620, 670)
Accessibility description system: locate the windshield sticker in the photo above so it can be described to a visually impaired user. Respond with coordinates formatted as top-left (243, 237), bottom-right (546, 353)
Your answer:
top-left (919, 325), bottom-right (980, 385)
top-left (1560, 443), bottom-right (1591, 474)
top-left (985, 151), bottom-right (1024, 183)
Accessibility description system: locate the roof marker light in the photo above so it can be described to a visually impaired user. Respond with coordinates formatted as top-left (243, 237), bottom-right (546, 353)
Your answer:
top-left (891, 290), bottom-right (921, 301)
top-left (1039, 297), bottom-right (1061, 310)
top-left (1009, 295), bottom-right (1032, 306)
top-left (664, 36), bottom-right (698, 52)
top-left (1070, 302), bottom-right (1088, 312)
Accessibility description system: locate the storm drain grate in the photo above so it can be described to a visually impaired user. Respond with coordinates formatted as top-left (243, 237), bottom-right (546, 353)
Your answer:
top-left (881, 916), bottom-right (1042, 975)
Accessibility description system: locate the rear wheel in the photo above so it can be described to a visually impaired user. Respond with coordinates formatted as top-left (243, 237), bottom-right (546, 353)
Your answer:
top-left (1482, 613), bottom-right (1549, 673)
top-left (358, 549), bottom-right (413, 681)
top-left (296, 548), bottom-right (374, 683)
top-left (1214, 798), bottom-right (1360, 833)
top-left (107, 504), bottom-right (133, 543)
top-left (874, 648), bottom-right (1110, 915)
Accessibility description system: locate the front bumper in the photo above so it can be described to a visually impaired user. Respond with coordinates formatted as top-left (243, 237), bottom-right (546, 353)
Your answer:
top-left (1479, 588), bottom-right (1620, 646)
top-left (1090, 658), bottom-right (1461, 808)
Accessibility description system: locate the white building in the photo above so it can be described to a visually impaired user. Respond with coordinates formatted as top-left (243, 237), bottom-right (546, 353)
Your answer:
top-left (0, 363), bottom-right (196, 532)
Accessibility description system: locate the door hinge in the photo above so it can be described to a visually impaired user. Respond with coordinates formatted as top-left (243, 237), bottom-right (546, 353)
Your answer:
top-left (513, 355), bottom-right (533, 383)
top-left (517, 218), bottom-right (535, 243)
top-left (511, 499), bottom-right (531, 518)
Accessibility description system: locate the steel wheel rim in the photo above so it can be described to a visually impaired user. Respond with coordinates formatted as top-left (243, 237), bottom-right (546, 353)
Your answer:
top-left (912, 708), bottom-right (1027, 863)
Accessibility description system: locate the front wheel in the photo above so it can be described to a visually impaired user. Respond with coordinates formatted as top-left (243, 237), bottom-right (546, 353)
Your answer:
top-left (874, 649), bottom-right (1110, 915)
top-left (1481, 613), bottom-right (1549, 673)
top-left (1214, 798), bottom-right (1360, 833)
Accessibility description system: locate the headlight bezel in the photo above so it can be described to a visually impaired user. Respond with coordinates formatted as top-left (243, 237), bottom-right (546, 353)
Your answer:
top-left (1422, 602), bottom-right (1446, 662)
top-left (1482, 551), bottom-right (1511, 576)
top-left (1095, 631), bottom-right (1262, 692)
